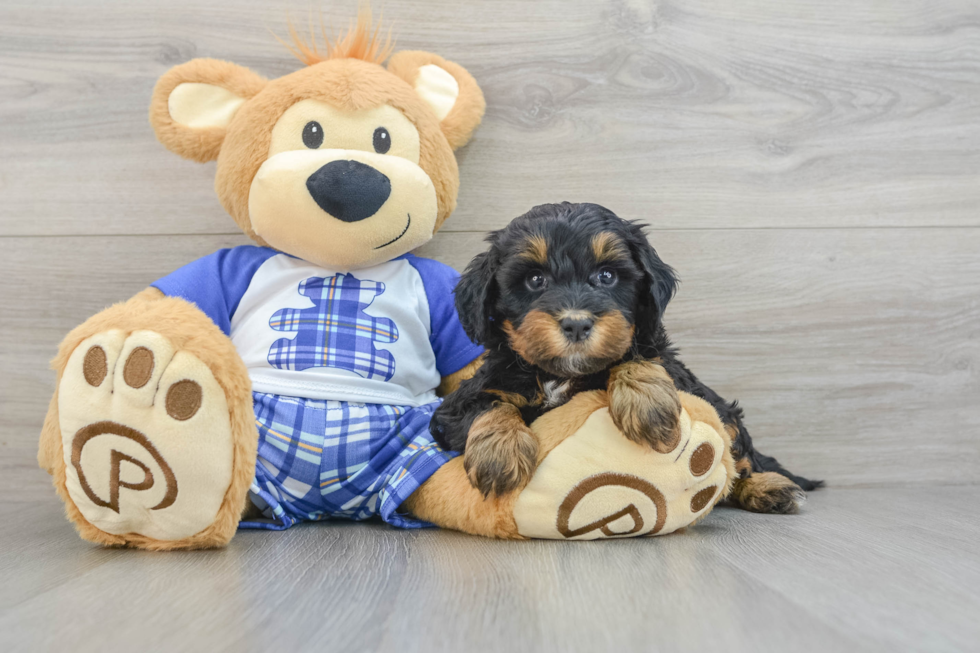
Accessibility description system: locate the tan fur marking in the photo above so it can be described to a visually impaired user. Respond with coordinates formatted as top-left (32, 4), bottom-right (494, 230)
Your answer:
top-left (503, 313), bottom-right (567, 364)
top-left (735, 455), bottom-right (752, 478)
top-left (591, 232), bottom-right (629, 263)
top-left (588, 311), bottom-right (634, 360)
top-left (607, 360), bottom-right (682, 453)
top-left (731, 472), bottom-right (805, 514)
top-left (465, 403), bottom-right (538, 497)
top-left (485, 389), bottom-right (531, 407)
top-left (503, 310), bottom-right (632, 373)
top-left (520, 235), bottom-right (549, 265)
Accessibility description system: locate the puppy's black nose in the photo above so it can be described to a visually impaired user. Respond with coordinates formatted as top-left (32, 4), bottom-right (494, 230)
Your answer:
top-left (306, 160), bottom-right (391, 222)
top-left (559, 316), bottom-right (594, 343)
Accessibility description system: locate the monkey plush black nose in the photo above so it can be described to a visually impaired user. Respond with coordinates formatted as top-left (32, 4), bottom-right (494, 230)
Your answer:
top-left (306, 160), bottom-right (391, 222)
top-left (559, 316), bottom-right (594, 343)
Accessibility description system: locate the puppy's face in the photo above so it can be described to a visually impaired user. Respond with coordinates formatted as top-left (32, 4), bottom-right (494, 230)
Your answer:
top-left (456, 203), bottom-right (678, 377)
top-left (497, 227), bottom-right (641, 376)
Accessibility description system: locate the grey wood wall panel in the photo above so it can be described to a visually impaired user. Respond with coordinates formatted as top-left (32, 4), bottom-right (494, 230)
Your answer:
top-left (1, 0), bottom-right (978, 236)
top-left (3, 227), bottom-right (978, 501)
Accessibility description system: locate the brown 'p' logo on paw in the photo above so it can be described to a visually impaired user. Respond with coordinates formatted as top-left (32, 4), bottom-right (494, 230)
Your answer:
top-left (71, 421), bottom-right (178, 513)
top-left (556, 473), bottom-right (667, 538)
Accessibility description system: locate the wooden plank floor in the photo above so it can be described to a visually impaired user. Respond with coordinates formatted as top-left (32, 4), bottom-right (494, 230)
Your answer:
top-left (1, 0), bottom-right (978, 650)
top-left (2, 487), bottom-right (978, 652)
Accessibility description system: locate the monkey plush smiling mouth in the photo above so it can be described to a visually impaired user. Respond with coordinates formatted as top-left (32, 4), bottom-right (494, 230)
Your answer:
top-left (431, 202), bottom-right (818, 511)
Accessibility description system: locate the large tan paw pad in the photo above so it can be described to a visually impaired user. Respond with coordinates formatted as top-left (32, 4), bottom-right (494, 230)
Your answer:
top-left (513, 405), bottom-right (730, 540)
top-left (58, 330), bottom-right (234, 541)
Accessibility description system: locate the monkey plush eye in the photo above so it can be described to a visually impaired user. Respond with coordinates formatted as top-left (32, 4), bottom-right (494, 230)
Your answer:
top-left (525, 272), bottom-right (549, 291)
top-left (373, 127), bottom-right (391, 154)
top-left (592, 268), bottom-right (618, 287)
top-left (302, 121), bottom-right (323, 149)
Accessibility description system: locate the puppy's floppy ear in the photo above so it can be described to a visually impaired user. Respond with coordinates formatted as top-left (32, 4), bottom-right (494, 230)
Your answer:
top-left (626, 224), bottom-right (678, 322)
top-left (387, 51), bottom-right (486, 150)
top-left (150, 59), bottom-right (267, 163)
top-left (454, 247), bottom-right (499, 345)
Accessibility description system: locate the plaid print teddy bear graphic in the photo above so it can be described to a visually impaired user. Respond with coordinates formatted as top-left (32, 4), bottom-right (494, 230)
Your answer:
top-left (267, 273), bottom-right (399, 381)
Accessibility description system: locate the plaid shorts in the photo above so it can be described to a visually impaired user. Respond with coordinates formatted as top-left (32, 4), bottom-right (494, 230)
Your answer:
top-left (239, 392), bottom-right (457, 531)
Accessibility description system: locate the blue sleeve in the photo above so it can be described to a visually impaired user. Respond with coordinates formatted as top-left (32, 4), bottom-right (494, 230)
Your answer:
top-left (406, 255), bottom-right (485, 376)
top-left (151, 246), bottom-right (279, 335)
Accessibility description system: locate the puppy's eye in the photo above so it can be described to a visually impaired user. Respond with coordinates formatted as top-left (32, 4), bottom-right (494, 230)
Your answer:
top-left (373, 127), bottom-right (391, 154)
top-left (525, 272), bottom-right (549, 291)
top-left (592, 268), bottom-right (618, 287)
top-left (302, 121), bottom-right (324, 149)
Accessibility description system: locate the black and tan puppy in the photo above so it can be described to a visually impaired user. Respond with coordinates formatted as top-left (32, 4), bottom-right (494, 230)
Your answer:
top-left (430, 202), bottom-right (821, 512)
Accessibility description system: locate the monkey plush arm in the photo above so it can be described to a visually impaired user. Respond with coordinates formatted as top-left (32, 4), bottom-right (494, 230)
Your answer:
top-left (436, 354), bottom-right (483, 397)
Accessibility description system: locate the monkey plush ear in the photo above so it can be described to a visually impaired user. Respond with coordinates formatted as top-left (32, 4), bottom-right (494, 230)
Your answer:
top-left (387, 51), bottom-right (486, 150)
top-left (149, 59), bottom-right (267, 163)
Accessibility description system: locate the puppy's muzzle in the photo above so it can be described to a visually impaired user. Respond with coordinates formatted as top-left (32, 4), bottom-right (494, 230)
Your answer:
top-left (559, 315), bottom-right (594, 343)
top-left (306, 160), bottom-right (391, 222)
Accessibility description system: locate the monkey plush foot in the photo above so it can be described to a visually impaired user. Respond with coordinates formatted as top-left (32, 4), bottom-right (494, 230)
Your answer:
top-left (56, 330), bottom-right (243, 548)
top-left (406, 391), bottom-right (737, 540)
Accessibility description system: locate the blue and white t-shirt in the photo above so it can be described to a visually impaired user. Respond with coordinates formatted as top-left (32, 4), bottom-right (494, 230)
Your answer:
top-left (152, 246), bottom-right (483, 407)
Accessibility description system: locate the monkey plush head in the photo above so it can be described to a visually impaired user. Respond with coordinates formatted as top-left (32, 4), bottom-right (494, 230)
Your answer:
top-left (149, 13), bottom-right (485, 269)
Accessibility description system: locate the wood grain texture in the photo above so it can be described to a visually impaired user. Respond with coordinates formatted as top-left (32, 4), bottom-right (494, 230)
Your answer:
top-left (1, 487), bottom-right (979, 652)
top-left (3, 228), bottom-right (978, 501)
top-left (0, 0), bottom-right (978, 235)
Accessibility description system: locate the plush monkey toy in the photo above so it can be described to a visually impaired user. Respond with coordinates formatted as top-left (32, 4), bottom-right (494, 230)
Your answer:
top-left (38, 13), bottom-right (734, 549)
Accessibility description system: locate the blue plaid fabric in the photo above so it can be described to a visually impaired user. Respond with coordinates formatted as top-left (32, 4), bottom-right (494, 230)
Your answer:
top-left (267, 273), bottom-right (399, 381)
top-left (240, 392), bottom-right (456, 531)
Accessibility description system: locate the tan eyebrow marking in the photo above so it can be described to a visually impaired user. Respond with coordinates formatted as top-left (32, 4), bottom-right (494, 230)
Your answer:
top-left (591, 232), bottom-right (629, 263)
top-left (520, 235), bottom-right (549, 265)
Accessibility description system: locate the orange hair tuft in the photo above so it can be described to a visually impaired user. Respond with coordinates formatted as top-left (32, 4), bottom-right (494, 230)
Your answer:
top-left (278, 4), bottom-right (395, 66)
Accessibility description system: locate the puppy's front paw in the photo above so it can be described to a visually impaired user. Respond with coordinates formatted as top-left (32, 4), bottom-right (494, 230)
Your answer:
top-left (608, 360), bottom-right (682, 453)
top-left (464, 404), bottom-right (539, 497)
